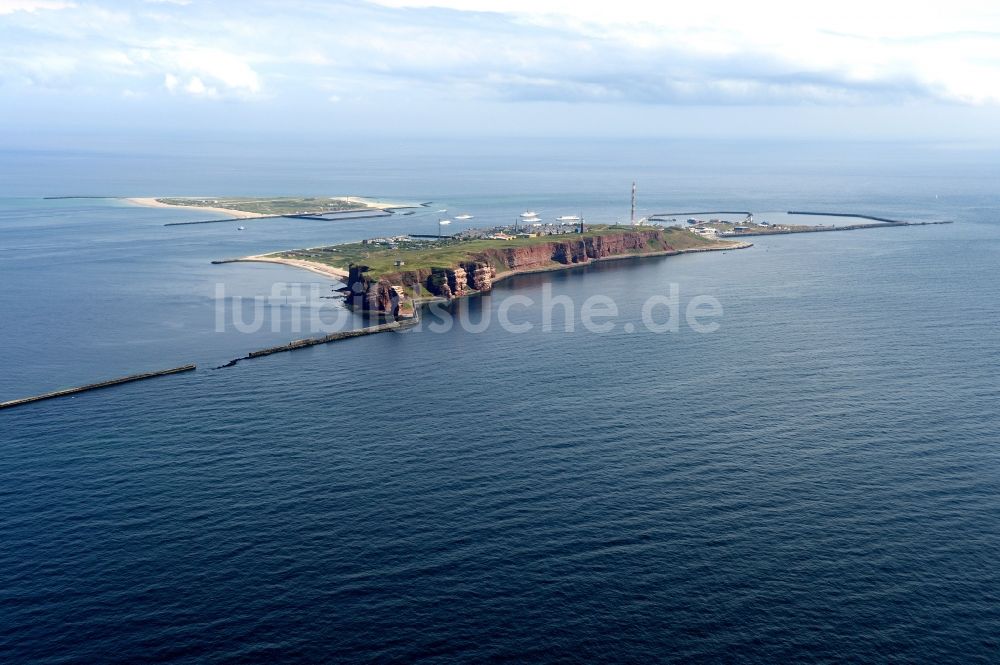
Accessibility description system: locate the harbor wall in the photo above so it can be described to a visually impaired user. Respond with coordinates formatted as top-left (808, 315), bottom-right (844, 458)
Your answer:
top-left (1, 365), bottom-right (196, 410)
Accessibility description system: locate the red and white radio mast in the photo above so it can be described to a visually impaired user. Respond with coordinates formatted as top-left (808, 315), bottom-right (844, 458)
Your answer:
top-left (630, 181), bottom-right (637, 226)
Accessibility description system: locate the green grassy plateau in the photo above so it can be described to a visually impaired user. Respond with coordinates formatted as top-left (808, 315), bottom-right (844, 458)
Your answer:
top-left (275, 225), bottom-right (726, 279)
top-left (159, 197), bottom-right (367, 215)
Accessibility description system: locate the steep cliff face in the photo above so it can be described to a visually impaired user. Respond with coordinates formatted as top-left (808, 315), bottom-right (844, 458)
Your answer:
top-left (489, 243), bottom-right (559, 271)
top-left (479, 230), bottom-right (668, 272)
top-left (463, 262), bottom-right (496, 292)
top-left (582, 231), bottom-right (660, 258)
top-left (423, 264), bottom-right (485, 298)
top-left (345, 264), bottom-right (400, 317)
top-left (448, 266), bottom-right (468, 295)
top-left (552, 240), bottom-right (589, 264)
top-left (347, 230), bottom-right (674, 314)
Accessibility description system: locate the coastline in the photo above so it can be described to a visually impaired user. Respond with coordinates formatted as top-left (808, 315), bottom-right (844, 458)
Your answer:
top-left (487, 241), bottom-right (752, 289)
top-left (330, 196), bottom-right (419, 210)
top-left (125, 197), bottom-right (268, 219)
top-left (219, 239), bottom-right (753, 296)
top-left (222, 255), bottom-right (350, 280)
top-left (199, 239), bottom-right (753, 368)
top-left (127, 196), bottom-right (419, 219)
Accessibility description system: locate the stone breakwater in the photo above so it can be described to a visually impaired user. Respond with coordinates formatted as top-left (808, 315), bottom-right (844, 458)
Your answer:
top-left (214, 318), bottom-right (417, 369)
top-left (0, 365), bottom-right (197, 410)
top-left (345, 229), bottom-right (743, 315)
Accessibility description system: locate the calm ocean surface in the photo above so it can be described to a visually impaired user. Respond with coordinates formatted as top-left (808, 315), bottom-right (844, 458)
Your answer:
top-left (1, 139), bottom-right (999, 662)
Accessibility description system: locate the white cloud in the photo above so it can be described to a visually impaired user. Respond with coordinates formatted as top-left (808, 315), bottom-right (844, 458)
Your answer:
top-left (0, 0), bottom-right (75, 14)
top-left (163, 72), bottom-right (219, 98)
top-left (3, 0), bottom-right (1000, 108)
top-left (136, 42), bottom-right (261, 97)
top-left (185, 75), bottom-right (205, 94)
top-left (168, 45), bottom-right (261, 94)
top-left (184, 75), bottom-right (218, 96)
top-left (367, 0), bottom-right (1000, 105)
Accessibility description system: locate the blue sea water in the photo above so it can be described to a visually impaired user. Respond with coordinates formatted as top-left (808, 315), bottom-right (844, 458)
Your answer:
top-left (1, 139), bottom-right (999, 662)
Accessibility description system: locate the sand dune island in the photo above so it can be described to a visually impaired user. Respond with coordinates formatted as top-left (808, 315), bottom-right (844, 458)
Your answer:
top-left (127, 196), bottom-right (416, 219)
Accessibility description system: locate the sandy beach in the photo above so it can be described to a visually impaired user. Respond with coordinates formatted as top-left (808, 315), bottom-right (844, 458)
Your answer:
top-left (330, 196), bottom-right (419, 210)
top-left (231, 240), bottom-right (751, 290)
top-left (125, 198), bottom-right (269, 219)
top-left (234, 255), bottom-right (350, 280)
top-left (126, 196), bottom-right (419, 218)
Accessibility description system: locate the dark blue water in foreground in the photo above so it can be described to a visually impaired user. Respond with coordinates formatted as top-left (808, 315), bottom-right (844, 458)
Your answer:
top-left (2, 139), bottom-right (1000, 662)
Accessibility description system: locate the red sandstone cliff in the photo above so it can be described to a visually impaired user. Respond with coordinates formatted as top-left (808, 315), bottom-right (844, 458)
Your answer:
top-left (345, 229), bottom-right (674, 315)
top-left (344, 264), bottom-right (400, 317)
top-left (478, 230), bottom-right (662, 272)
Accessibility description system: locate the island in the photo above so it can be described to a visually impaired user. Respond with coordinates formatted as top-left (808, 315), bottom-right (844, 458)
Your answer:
top-left (651, 212), bottom-right (953, 239)
top-left (220, 224), bottom-right (751, 319)
top-left (8, 198), bottom-right (952, 401)
top-left (127, 196), bottom-right (415, 220)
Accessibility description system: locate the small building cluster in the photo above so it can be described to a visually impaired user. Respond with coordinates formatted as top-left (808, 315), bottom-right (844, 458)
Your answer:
top-left (362, 235), bottom-right (411, 248)
top-left (457, 221), bottom-right (587, 241)
top-left (683, 215), bottom-right (781, 237)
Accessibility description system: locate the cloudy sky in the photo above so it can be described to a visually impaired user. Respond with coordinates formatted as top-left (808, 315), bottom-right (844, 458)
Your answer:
top-left (4, 0), bottom-right (1000, 140)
